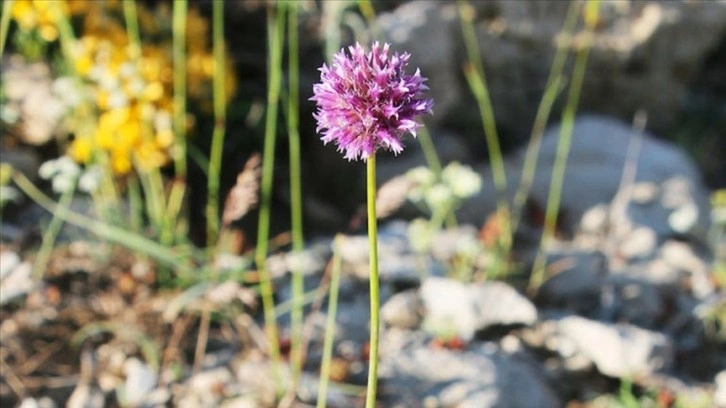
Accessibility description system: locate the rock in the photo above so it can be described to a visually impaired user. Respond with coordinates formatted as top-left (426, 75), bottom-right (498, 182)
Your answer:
top-left (17, 398), bottom-right (57, 408)
top-left (659, 240), bottom-right (714, 298)
top-left (381, 290), bottom-right (424, 329)
top-left (0, 250), bottom-right (21, 280)
top-left (618, 226), bottom-right (658, 260)
top-left (376, 1), bottom-right (726, 139)
top-left (470, 281), bottom-right (538, 329)
top-left (1, 55), bottom-right (68, 145)
top-left (380, 340), bottom-right (560, 408)
top-left (0, 260), bottom-right (34, 306)
top-left (538, 250), bottom-right (606, 313)
top-left (118, 358), bottom-right (158, 407)
top-left (715, 370), bottom-right (726, 408)
top-left (181, 367), bottom-right (234, 408)
top-left (421, 277), bottom-right (537, 341)
top-left (555, 315), bottom-right (673, 378)
top-left (460, 116), bottom-right (712, 243)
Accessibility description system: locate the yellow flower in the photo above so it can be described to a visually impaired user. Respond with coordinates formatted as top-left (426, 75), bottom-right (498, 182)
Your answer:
top-left (11, 0), bottom-right (65, 42)
top-left (69, 136), bottom-right (93, 163)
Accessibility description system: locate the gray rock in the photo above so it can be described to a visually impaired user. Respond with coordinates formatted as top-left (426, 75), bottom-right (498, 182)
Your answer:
top-left (421, 277), bottom-right (537, 341)
top-left (538, 250), bottom-right (606, 312)
top-left (376, 1), bottom-right (726, 138)
top-left (471, 281), bottom-right (538, 329)
top-left (381, 290), bottom-right (424, 330)
top-left (119, 358), bottom-right (158, 407)
top-left (0, 260), bottom-right (34, 306)
top-left (459, 116), bottom-right (712, 244)
top-left (380, 341), bottom-right (560, 408)
top-left (0, 250), bottom-right (20, 280)
top-left (556, 315), bottom-right (673, 378)
top-left (659, 240), bottom-right (714, 298)
top-left (715, 370), bottom-right (726, 408)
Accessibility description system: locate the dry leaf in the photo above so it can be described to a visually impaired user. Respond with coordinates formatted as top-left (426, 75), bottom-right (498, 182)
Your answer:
top-left (222, 153), bottom-right (261, 228)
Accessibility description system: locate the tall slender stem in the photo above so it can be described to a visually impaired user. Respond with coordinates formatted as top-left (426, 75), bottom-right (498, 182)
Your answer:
top-left (365, 153), bottom-right (380, 408)
top-left (286, 1), bottom-right (306, 390)
top-left (459, 0), bottom-right (510, 251)
top-left (530, 0), bottom-right (600, 292)
top-left (316, 235), bottom-right (344, 408)
top-left (0, 0), bottom-right (14, 60)
top-left (172, 0), bottom-right (188, 179)
top-left (206, 0), bottom-right (227, 248)
top-left (256, 1), bottom-right (286, 387)
top-left (510, 0), bottom-right (581, 236)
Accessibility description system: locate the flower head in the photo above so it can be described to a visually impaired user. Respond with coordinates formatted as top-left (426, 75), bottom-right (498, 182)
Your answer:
top-left (311, 42), bottom-right (433, 161)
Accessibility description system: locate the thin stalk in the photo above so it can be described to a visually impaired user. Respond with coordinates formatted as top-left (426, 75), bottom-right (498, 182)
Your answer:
top-left (32, 182), bottom-right (76, 280)
top-left (510, 0), bottom-right (581, 235)
top-left (417, 126), bottom-right (442, 176)
top-left (365, 153), bottom-right (380, 408)
top-left (286, 1), bottom-right (306, 391)
top-left (123, 0), bottom-right (141, 57)
top-left (13, 172), bottom-right (189, 272)
top-left (316, 235), bottom-right (343, 408)
top-left (459, 0), bottom-right (510, 251)
top-left (255, 2), bottom-right (286, 386)
top-left (127, 177), bottom-right (143, 234)
top-left (172, 0), bottom-right (188, 179)
top-left (0, 0), bottom-right (14, 60)
top-left (529, 0), bottom-right (600, 292)
top-left (206, 0), bottom-right (227, 248)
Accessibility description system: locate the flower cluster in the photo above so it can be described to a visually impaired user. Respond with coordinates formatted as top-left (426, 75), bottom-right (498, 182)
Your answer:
top-left (9, 1), bottom-right (236, 176)
top-left (311, 42), bottom-right (433, 161)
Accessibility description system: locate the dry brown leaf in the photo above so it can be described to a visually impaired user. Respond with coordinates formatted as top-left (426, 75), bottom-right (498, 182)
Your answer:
top-left (222, 153), bottom-right (261, 228)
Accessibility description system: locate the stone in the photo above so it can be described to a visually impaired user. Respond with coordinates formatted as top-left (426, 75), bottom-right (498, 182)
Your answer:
top-left (715, 370), bottom-right (726, 408)
top-left (380, 340), bottom-right (560, 408)
top-left (459, 116), bottom-right (712, 244)
top-left (555, 315), bottom-right (673, 378)
top-left (119, 358), bottom-right (158, 407)
top-left (375, 1), bottom-right (726, 139)
top-left (381, 290), bottom-right (424, 330)
top-left (537, 250), bottom-right (606, 313)
top-left (470, 281), bottom-right (538, 330)
top-left (421, 277), bottom-right (537, 341)
top-left (0, 260), bottom-right (34, 306)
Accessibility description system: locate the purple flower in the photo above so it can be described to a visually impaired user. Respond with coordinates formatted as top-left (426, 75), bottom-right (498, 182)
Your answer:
top-left (310, 42), bottom-right (433, 161)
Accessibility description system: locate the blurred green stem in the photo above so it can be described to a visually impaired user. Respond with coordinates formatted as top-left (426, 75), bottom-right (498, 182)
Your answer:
top-left (256, 1), bottom-right (285, 386)
top-left (510, 0), bottom-right (580, 236)
top-left (172, 0), bottom-right (188, 179)
top-left (316, 235), bottom-right (343, 408)
top-left (286, 1), bottom-right (306, 392)
top-left (123, 0), bottom-right (141, 57)
top-left (32, 181), bottom-right (76, 280)
top-left (530, 0), bottom-right (600, 292)
top-left (365, 153), bottom-right (380, 408)
top-left (0, 0), bottom-right (14, 60)
top-left (206, 0), bottom-right (227, 249)
top-left (459, 0), bottom-right (510, 251)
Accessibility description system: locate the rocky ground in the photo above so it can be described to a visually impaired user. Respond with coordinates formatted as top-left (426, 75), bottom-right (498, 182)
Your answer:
top-left (2, 115), bottom-right (725, 407)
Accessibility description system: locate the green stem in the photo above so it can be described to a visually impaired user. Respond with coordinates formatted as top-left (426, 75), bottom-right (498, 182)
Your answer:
top-left (206, 0), bottom-right (227, 248)
top-left (459, 0), bottom-right (510, 250)
top-left (286, 1), bottom-right (306, 390)
top-left (255, 1), bottom-right (285, 386)
top-left (316, 235), bottom-right (344, 408)
top-left (365, 153), bottom-right (380, 408)
top-left (510, 0), bottom-right (580, 236)
top-left (172, 0), bottom-right (188, 179)
top-left (530, 0), bottom-right (600, 292)
top-left (32, 181), bottom-right (76, 280)
top-left (0, 0), bottom-right (14, 61)
top-left (123, 0), bottom-right (141, 57)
